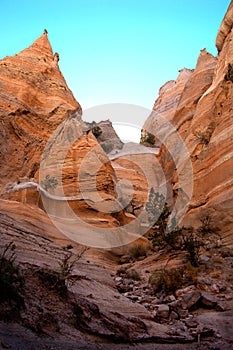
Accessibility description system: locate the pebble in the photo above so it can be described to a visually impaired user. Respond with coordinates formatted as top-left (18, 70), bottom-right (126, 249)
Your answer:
top-left (169, 310), bottom-right (179, 321)
top-left (128, 295), bottom-right (138, 302)
top-left (156, 304), bottom-right (170, 318)
top-left (115, 276), bottom-right (122, 282)
top-left (176, 285), bottom-right (196, 297)
top-left (215, 333), bottom-right (222, 339)
top-left (184, 318), bottom-right (198, 328)
top-left (211, 283), bottom-right (220, 293)
top-left (164, 295), bottom-right (176, 303)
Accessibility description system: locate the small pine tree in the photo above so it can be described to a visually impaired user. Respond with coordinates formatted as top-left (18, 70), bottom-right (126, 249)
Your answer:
top-left (183, 230), bottom-right (200, 267)
top-left (146, 188), bottom-right (181, 249)
top-left (140, 131), bottom-right (155, 145)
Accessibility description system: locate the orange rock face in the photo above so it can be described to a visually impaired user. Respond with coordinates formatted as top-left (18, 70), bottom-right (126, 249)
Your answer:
top-left (111, 143), bottom-right (160, 215)
top-left (39, 130), bottom-right (119, 228)
top-left (0, 31), bottom-right (119, 231)
top-left (143, 2), bottom-right (233, 246)
top-left (0, 31), bottom-right (81, 191)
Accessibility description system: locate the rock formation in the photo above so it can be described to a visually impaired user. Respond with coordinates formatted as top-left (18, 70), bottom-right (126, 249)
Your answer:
top-left (0, 31), bottom-right (121, 231)
top-left (111, 143), bottom-right (160, 216)
top-left (1, 198), bottom-right (232, 349)
top-left (143, 1), bottom-right (233, 247)
top-left (0, 4), bottom-right (233, 348)
top-left (84, 119), bottom-right (123, 153)
top-left (0, 30), bottom-right (81, 193)
top-left (0, 202), bottom-right (187, 347)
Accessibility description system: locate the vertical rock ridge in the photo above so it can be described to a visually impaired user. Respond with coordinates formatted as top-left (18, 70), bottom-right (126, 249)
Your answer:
top-left (18, 30), bottom-right (54, 61)
top-left (0, 31), bottom-right (82, 191)
top-left (143, 3), bottom-right (233, 246)
top-left (216, 1), bottom-right (233, 53)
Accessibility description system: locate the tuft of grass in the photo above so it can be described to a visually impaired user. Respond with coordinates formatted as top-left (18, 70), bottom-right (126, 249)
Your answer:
top-left (197, 214), bottom-right (219, 236)
top-left (149, 267), bottom-right (197, 294)
top-left (116, 266), bottom-right (127, 276)
top-left (37, 247), bottom-right (88, 297)
top-left (37, 269), bottom-right (68, 298)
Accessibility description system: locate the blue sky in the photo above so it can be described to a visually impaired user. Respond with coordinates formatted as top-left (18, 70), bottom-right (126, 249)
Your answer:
top-left (0, 0), bottom-right (230, 112)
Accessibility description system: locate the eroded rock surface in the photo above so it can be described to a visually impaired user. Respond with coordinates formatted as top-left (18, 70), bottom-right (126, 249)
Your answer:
top-left (0, 30), bottom-right (81, 192)
top-left (0, 32), bottom-right (122, 230)
top-left (143, 2), bottom-right (233, 246)
top-left (0, 202), bottom-right (196, 347)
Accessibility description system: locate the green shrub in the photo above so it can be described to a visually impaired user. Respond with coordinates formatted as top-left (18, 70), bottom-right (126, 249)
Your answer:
top-left (146, 188), bottom-right (182, 249)
top-left (182, 229), bottom-right (200, 267)
top-left (197, 214), bottom-right (217, 236)
top-left (92, 125), bottom-right (102, 138)
top-left (116, 266), bottom-right (127, 276)
top-left (145, 132), bottom-right (155, 145)
top-left (59, 252), bottom-right (77, 280)
top-left (37, 253), bottom-right (76, 298)
top-left (149, 267), bottom-right (197, 294)
top-left (149, 268), bottom-right (183, 294)
top-left (38, 247), bottom-right (87, 297)
top-left (140, 130), bottom-right (155, 145)
top-left (125, 269), bottom-right (141, 281)
top-left (41, 174), bottom-right (58, 191)
top-left (0, 242), bottom-right (24, 307)
top-left (59, 247), bottom-right (88, 281)
top-left (129, 245), bottom-right (148, 259)
top-left (37, 269), bottom-right (67, 297)
top-left (146, 189), bottom-right (218, 267)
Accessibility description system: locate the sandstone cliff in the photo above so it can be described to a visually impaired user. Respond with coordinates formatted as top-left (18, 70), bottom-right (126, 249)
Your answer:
top-left (143, 1), bottom-right (233, 247)
top-left (0, 30), bottom-right (81, 191)
top-left (0, 31), bottom-right (121, 231)
top-left (84, 119), bottom-right (123, 153)
top-left (0, 8), bottom-right (233, 348)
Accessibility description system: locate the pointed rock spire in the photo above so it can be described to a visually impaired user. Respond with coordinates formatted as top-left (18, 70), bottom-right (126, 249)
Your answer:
top-left (0, 30), bottom-right (82, 193)
top-left (0, 30), bottom-right (81, 116)
top-left (18, 30), bottom-right (54, 63)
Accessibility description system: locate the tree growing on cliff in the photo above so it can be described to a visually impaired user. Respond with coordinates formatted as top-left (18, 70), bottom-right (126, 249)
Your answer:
top-left (224, 63), bottom-right (233, 82)
top-left (0, 242), bottom-right (24, 306)
top-left (145, 188), bottom-right (209, 266)
top-left (41, 174), bottom-right (58, 192)
top-left (140, 129), bottom-right (155, 146)
top-left (146, 188), bottom-right (182, 249)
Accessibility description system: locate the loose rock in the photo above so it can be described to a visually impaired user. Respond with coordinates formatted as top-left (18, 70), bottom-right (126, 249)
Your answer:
top-left (156, 304), bottom-right (170, 319)
top-left (181, 290), bottom-right (202, 310)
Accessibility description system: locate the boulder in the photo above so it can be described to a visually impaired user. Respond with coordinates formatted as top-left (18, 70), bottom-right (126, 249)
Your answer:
top-left (201, 293), bottom-right (217, 308)
top-left (181, 290), bottom-right (202, 310)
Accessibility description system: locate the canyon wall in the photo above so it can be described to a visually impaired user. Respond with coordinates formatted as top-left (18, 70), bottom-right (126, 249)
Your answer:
top-left (0, 30), bottom-right (81, 189)
top-left (0, 31), bottom-right (120, 229)
top-left (143, 1), bottom-right (233, 246)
